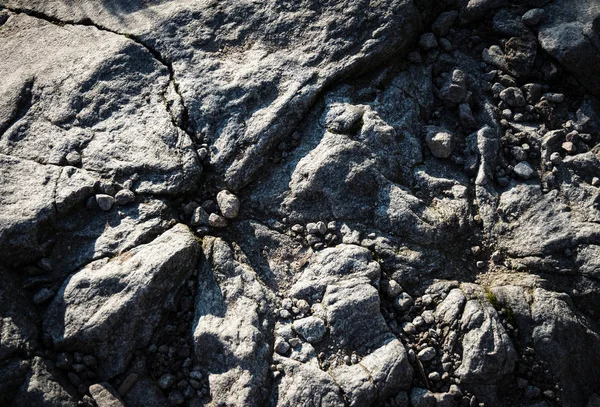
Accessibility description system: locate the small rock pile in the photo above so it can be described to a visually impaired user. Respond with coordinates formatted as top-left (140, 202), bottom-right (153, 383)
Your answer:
top-left (182, 190), bottom-right (241, 234)
top-left (144, 276), bottom-right (210, 405)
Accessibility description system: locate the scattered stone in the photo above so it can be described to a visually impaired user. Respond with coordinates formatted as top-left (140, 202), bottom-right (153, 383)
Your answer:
top-left (208, 213), bottom-right (228, 228)
top-left (544, 92), bottom-right (565, 103)
top-left (419, 33), bottom-right (438, 50)
top-left (500, 87), bottom-right (527, 107)
top-left (89, 383), bottom-right (125, 407)
top-left (292, 316), bottom-right (327, 343)
top-left (511, 146), bottom-right (528, 161)
top-left (440, 70), bottom-right (467, 104)
top-left (83, 355), bottom-right (97, 367)
top-left (482, 45), bottom-right (508, 71)
top-left (117, 373), bottom-right (138, 396)
top-left (56, 353), bottom-right (73, 370)
top-left (428, 371), bottom-right (441, 382)
top-left (402, 322), bottom-right (417, 335)
top-left (191, 206), bottom-right (210, 226)
top-left (432, 11), bottom-right (458, 37)
top-left (418, 347), bottom-right (436, 362)
top-left (384, 280), bottom-right (403, 297)
top-left (216, 190), bottom-right (240, 219)
top-left (439, 38), bottom-right (453, 52)
top-left (190, 370), bottom-right (204, 381)
top-left (114, 189), bottom-right (135, 206)
top-left (513, 162), bottom-right (536, 179)
top-left (562, 142), bottom-right (576, 154)
top-left (306, 221), bottom-right (327, 234)
top-left (410, 387), bottom-right (435, 407)
top-left (158, 374), bottom-right (176, 390)
top-left (66, 151), bottom-right (82, 166)
top-left (424, 126), bottom-right (454, 158)
top-left (408, 51), bottom-right (422, 64)
top-left (505, 36), bottom-right (537, 78)
top-left (522, 8), bottom-right (545, 26)
top-left (523, 83), bottom-right (544, 104)
top-left (394, 292), bottom-right (414, 312)
top-left (168, 390), bottom-right (184, 405)
top-left (95, 194), bottom-right (115, 211)
top-left (33, 288), bottom-right (55, 305)
top-left (274, 338), bottom-right (291, 355)
top-left (449, 384), bottom-right (462, 397)
top-left (459, 103), bottom-right (477, 130)
top-left (550, 152), bottom-right (562, 165)
top-left (525, 385), bottom-right (541, 399)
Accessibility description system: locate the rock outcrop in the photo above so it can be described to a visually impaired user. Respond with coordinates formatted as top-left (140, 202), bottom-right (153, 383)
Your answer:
top-left (1, 0), bottom-right (600, 406)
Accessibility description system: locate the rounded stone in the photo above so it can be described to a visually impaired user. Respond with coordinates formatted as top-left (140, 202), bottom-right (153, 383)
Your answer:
top-left (499, 87), bottom-right (526, 107)
top-left (216, 190), bottom-right (240, 219)
top-left (419, 32), bottom-right (438, 50)
top-left (114, 189), bottom-right (135, 206)
top-left (95, 194), bottom-right (115, 211)
top-left (208, 213), bottom-right (228, 228)
top-left (158, 374), bottom-right (176, 389)
top-left (292, 316), bottom-right (327, 344)
top-left (425, 129), bottom-right (454, 158)
top-left (65, 151), bottom-right (82, 166)
top-left (513, 161), bottom-right (536, 179)
top-left (418, 347), bottom-right (436, 362)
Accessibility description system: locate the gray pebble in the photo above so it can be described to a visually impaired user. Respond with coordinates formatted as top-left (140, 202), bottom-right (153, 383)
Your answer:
top-left (499, 87), bottom-right (526, 107)
top-left (115, 189), bottom-right (135, 206)
top-left (513, 161), bottom-right (536, 179)
top-left (216, 190), bottom-right (240, 219)
top-left (522, 8), bottom-right (545, 26)
top-left (274, 338), bottom-right (290, 355)
top-left (394, 292), bottom-right (414, 312)
top-left (418, 347), bottom-right (436, 362)
top-left (419, 33), bottom-right (438, 50)
top-left (95, 194), bottom-right (115, 211)
top-left (208, 213), bottom-right (228, 228)
top-left (158, 374), bottom-right (176, 389)
top-left (65, 151), bottom-right (81, 166)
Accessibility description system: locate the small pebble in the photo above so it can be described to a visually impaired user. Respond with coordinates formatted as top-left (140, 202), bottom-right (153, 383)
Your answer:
top-left (418, 347), bottom-right (436, 362)
top-left (522, 8), bottom-right (545, 26)
top-left (208, 213), bottom-right (228, 228)
top-left (419, 33), bottom-right (438, 50)
top-left (114, 189), bottom-right (135, 206)
top-left (65, 151), bottom-right (81, 166)
top-left (158, 374), bottom-right (176, 389)
top-left (513, 161), bottom-right (536, 180)
top-left (216, 190), bottom-right (240, 219)
top-left (95, 194), bottom-right (115, 211)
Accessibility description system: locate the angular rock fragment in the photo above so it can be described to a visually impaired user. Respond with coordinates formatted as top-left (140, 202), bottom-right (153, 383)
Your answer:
top-left (44, 224), bottom-right (200, 378)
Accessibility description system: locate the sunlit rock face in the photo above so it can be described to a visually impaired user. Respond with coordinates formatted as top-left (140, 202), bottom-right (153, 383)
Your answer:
top-left (1, 1), bottom-right (600, 406)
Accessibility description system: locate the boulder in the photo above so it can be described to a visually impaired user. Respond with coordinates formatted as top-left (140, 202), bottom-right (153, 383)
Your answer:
top-left (44, 224), bottom-right (200, 378)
